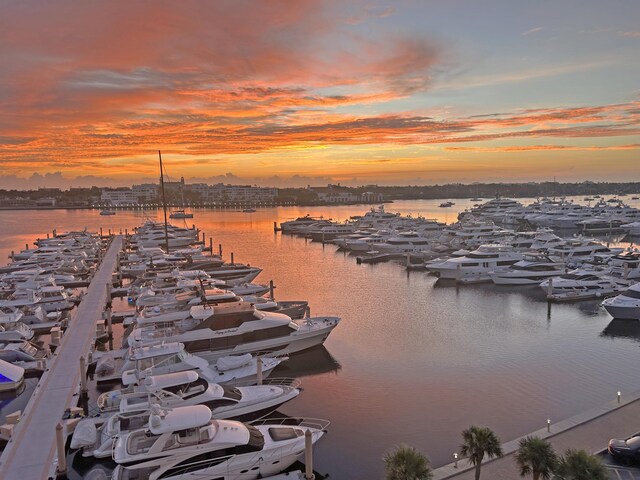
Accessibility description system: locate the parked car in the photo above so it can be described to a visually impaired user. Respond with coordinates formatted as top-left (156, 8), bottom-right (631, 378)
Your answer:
top-left (608, 433), bottom-right (640, 464)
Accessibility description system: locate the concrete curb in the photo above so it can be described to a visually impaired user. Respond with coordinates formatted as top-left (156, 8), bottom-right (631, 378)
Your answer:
top-left (432, 389), bottom-right (640, 479)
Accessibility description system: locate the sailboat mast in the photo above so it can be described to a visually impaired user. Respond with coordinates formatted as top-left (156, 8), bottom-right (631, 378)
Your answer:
top-left (158, 150), bottom-right (170, 252)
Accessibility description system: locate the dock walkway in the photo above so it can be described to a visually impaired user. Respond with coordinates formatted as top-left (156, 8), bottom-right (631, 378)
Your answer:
top-left (0, 236), bottom-right (123, 480)
top-left (433, 390), bottom-right (640, 480)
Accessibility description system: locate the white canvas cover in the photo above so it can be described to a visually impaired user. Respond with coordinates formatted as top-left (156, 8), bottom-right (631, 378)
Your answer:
top-left (216, 353), bottom-right (252, 371)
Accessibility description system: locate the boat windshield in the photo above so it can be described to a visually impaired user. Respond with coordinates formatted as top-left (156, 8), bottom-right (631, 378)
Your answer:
top-left (622, 289), bottom-right (640, 300)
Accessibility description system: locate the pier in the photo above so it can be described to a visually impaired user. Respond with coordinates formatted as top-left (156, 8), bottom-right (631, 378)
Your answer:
top-left (433, 390), bottom-right (640, 479)
top-left (0, 236), bottom-right (123, 480)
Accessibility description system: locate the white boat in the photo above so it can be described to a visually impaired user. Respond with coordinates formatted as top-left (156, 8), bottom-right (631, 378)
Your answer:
top-left (428, 244), bottom-right (522, 281)
top-left (95, 342), bottom-right (283, 385)
top-left (602, 283), bottom-right (640, 320)
top-left (490, 253), bottom-right (565, 286)
top-left (126, 302), bottom-right (340, 362)
top-left (111, 405), bottom-right (328, 480)
top-left (540, 268), bottom-right (633, 301)
top-left (375, 231), bottom-right (433, 254)
top-left (100, 210), bottom-right (116, 216)
top-left (97, 370), bottom-right (301, 419)
top-left (169, 209), bottom-right (194, 219)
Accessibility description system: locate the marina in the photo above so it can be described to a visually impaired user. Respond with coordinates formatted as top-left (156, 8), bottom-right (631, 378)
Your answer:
top-left (0, 196), bottom-right (639, 478)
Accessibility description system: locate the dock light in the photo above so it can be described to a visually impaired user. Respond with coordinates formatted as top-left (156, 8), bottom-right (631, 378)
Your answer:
top-left (454, 452), bottom-right (458, 468)
top-left (618, 390), bottom-right (621, 404)
top-left (546, 419), bottom-right (551, 432)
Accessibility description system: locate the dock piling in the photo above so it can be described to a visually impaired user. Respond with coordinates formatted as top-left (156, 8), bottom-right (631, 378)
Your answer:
top-left (257, 356), bottom-right (263, 385)
top-left (231, 252), bottom-right (234, 265)
top-left (269, 280), bottom-right (275, 301)
top-left (55, 422), bottom-right (67, 475)
top-left (218, 244), bottom-right (222, 256)
top-left (304, 429), bottom-right (315, 480)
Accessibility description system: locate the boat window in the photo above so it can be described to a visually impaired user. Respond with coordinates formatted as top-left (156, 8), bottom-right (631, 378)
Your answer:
top-left (461, 263), bottom-right (479, 267)
top-left (497, 260), bottom-right (517, 266)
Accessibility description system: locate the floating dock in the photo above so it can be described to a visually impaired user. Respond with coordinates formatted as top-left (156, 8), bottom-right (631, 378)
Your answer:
top-left (0, 236), bottom-right (123, 480)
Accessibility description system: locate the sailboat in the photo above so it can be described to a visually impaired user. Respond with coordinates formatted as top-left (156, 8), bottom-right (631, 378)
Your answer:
top-left (169, 209), bottom-right (193, 219)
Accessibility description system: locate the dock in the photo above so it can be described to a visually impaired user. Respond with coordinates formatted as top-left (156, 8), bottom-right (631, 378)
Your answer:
top-left (433, 389), bottom-right (640, 479)
top-left (0, 236), bottom-right (123, 480)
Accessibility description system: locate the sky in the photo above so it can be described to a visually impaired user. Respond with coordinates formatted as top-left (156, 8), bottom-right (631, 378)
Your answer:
top-left (0, 0), bottom-right (639, 188)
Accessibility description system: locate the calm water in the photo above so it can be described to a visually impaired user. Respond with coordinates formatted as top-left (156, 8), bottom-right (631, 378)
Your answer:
top-left (1, 198), bottom-right (640, 479)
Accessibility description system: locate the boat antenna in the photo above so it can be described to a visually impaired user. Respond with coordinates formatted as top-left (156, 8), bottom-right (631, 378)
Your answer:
top-left (158, 150), bottom-right (170, 253)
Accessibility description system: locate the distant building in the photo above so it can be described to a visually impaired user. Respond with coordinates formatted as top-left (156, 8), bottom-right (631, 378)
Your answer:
top-left (35, 197), bottom-right (56, 207)
top-left (100, 189), bottom-right (139, 205)
top-left (132, 183), bottom-right (158, 202)
top-left (309, 184), bottom-right (359, 204)
top-left (361, 191), bottom-right (384, 203)
top-left (185, 183), bottom-right (277, 203)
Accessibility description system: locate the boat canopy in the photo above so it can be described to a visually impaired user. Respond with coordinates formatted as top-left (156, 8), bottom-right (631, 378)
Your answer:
top-left (149, 405), bottom-right (212, 435)
top-left (142, 370), bottom-right (199, 391)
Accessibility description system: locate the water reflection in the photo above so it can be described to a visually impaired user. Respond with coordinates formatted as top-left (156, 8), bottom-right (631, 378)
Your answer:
top-left (601, 319), bottom-right (640, 342)
top-left (273, 346), bottom-right (341, 378)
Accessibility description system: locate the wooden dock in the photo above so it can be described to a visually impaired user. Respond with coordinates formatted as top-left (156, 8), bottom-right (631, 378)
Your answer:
top-left (0, 236), bottom-right (123, 480)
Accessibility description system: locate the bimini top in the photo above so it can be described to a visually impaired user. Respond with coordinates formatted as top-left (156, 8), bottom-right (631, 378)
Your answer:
top-left (149, 405), bottom-right (212, 435)
top-left (142, 370), bottom-right (199, 392)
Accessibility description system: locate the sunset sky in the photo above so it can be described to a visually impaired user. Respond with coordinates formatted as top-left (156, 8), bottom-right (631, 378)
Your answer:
top-left (1, 0), bottom-right (639, 188)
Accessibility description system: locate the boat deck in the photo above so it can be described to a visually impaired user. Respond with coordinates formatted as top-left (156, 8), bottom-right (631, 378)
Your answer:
top-left (0, 236), bottom-right (123, 480)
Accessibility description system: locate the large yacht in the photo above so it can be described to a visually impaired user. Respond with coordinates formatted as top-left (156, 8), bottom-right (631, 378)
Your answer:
top-left (540, 268), bottom-right (632, 301)
top-left (428, 244), bottom-right (522, 281)
top-left (490, 253), bottom-right (565, 286)
top-left (374, 231), bottom-right (433, 254)
top-left (111, 405), bottom-right (328, 480)
top-left (126, 302), bottom-right (340, 362)
top-left (97, 370), bottom-right (300, 420)
top-left (602, 283), bottom-right (640, 320)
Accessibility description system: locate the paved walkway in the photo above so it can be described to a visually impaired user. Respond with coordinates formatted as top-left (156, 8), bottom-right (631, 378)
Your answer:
top-left (433, 392), bottom-right (640, 479)
top-left (0, 236), bottom-right (122, 480)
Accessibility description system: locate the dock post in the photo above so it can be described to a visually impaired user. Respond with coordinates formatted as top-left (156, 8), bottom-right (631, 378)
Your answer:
top-left (269, 280), bottom-right (275, 301)
top-left (47, 233), bottom-right (50, 239)
top-left (53, 229), bottom-right (57, 237)
top-left (202, 232), bottom-right (205, 244)
top-left (10, 251), bottom-right (14, 261)
top-left (55, 422), bottom-right (67, 475)
top-left (106, 308), bottom-right (113, 337)
top-left (304, 429), bottom-right (315, 480)
top-left (100, 227), bottom-right (103, 237)
top-left (25, 243), bottom-right (29, 251)
top-left (79, 355), bottom-right (89, 415)
top-left (231, 252), bottom-right (234, 265)
top-left (218, 244), bottom-right (222, 256)
top-left (306, 306), bottom-right (311, 318)
top-left (406, 253), bottom-right (410, 268)
top-left (618, 390), bottom-right (621, 404)
top-left (547, 278), bottom-right (553, 300)
top-left (257, 356), bottom-right (263, 385)
top-left (209, 237), bottom-right (213, 254)
top-left (106, 282), bottom-right (112, 308)
top-left (274, 221), bottom-right (278, 232)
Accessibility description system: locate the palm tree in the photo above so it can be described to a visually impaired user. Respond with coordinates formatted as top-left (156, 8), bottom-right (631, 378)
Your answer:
top-left (514, 436), bottom-right (558, 480)
top-left (460, 425), bottom-right (503, 480)
top-left (556, 449), bottom-right (607, 480)
top-left (383, 444), bottom-right (433, 480)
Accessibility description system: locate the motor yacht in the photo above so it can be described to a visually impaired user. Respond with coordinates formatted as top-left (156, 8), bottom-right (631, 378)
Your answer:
top-left (374, 231), bottom-right (433, 254)
top-left (540, 268), bottom-right (633, 301)
top-left (490, 253), bottom-right (565, 285)
top-left (0, 311), bottom-right (34, 341)
top-left (110, 405), bottom-right (328, 480)
top-left (97, 370), bottom-right (301, 420)
top-left (95, 342), bottom-right (283, 385)
top-left (125, 302), bottom-right (340, 362)
top-left (602, 283), bottom-right (640, 320)
top-left (428, 244), bottom-right (522, 281)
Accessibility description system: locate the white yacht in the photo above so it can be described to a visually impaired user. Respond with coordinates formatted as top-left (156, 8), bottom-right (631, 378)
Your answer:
top-left (540, 268), bottom-right (633, 301)
top-left (429, 244), bottom-right (522, 281)
top-left (608, 250), bottom-right (640, 280)
top-left (490, 253), bottom-right (565, 286)
top-left (126, 302), bottom-right (340, 362)
top-left (374, 231), bottom-right (432, 254)
top-left (602, 283), bottom-right (640, 320)
top-left (95, 342), bottom-right (283, 385)
top-left (111, 405), bottom-right (328, 480)
top-left (621, 221), bottom-right (640, 236)
top-left (97, 370), bottom-right (301, 419)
